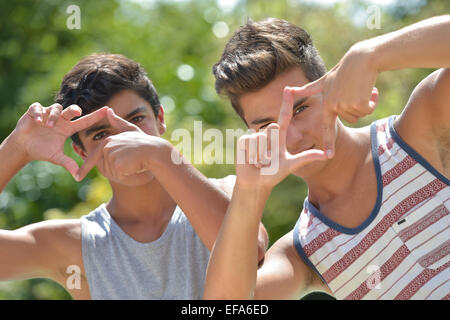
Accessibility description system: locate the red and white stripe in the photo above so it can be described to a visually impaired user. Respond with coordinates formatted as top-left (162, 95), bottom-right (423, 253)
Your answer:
top-left (295, 117), bottom-right (450, 299)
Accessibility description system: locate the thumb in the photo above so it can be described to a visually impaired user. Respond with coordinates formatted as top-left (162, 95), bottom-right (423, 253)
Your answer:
top-left (75, 142), bottom-right (105, 182)
top-left (51, 153), bottom-right (80, 180)
top-left (106, 108), bottom-right (140, 132)
top-left (288, 149), bottom-right (328, 172)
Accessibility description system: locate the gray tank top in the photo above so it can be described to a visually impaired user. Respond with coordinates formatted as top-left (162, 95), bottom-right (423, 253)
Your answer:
top-left (80, 203), bottom-right (210, 299)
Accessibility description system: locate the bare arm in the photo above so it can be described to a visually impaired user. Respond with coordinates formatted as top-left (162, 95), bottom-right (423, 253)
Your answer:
top-left (367, 15), bottom-right (450, 72)
top-left (204, 185), bottom-right (270, 299)
top-left (204, 89), bottom-right (327, 299)
top-left (77, 109), bottom-right (268, 253)
top-left (0, 103), bottom-right (107, 282)
top-left (203, 186), bottom-right (327, 300)
top-left (0, 220), bottom-right (80, 282)
top-left (365, 15), bottom-right (450, 174)
top-left (0, 135), bottom-right (29, 192)
top-left (148, 146), bottom-right (233, 251)
top-left (254, 232), bottom-right (330, 299)
top-left (292, 15), bottom-right (450, 157)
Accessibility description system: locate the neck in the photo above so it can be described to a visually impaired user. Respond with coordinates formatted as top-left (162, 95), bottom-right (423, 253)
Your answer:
top-left (305, 123), bottom-right (371, 206)
top-left (106, 176), bottom-right (176, 226)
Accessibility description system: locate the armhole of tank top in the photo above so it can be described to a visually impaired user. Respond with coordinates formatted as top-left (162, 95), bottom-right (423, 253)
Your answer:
top-left (388, 116), bottom-right (450, 185)
top-left (292, 217), bottom-right (330, 290)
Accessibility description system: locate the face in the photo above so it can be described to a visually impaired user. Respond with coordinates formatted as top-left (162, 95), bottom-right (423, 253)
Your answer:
top-left (74, 89), bottom-right (166, 186)
top-left (239, 67), bottom-right (329, 178)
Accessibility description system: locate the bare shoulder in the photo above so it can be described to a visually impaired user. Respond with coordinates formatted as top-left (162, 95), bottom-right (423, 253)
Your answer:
top-left (19, 219), bottom-right (81, 245)
top-left (394, 68), bottom-right (450, 175)
top-left (21, 219), bottom-right (83, 271)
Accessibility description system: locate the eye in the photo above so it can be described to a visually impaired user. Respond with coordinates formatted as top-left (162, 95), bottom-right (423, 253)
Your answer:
top-left (93, 131), bottom-right (108, 141)
top-left (130, 115), bottom-right (145, 124)
top-left (258, 122), bottom-right (274, 131)
top-left (294, 105), bottom-right (308, 116)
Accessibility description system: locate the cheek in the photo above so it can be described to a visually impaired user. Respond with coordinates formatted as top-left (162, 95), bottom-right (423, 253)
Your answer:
top-left (139, 122), bottom-right (159, 136)
top-left (285, 120), bottom-right (306, 151)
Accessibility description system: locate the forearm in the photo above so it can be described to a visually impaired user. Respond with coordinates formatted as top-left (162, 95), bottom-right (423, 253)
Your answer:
top-left (0, 132), bottom-right (30, 192)
top-left (363, 15), bottom-right (450, 72)
top-left (203, 184), bottom-right (271, 300)
top-left (148, 141), bottom-right (230, 251)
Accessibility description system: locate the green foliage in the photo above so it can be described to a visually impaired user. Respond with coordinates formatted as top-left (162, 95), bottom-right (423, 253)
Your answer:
top-left (0, 0), bottom-right (447, 299)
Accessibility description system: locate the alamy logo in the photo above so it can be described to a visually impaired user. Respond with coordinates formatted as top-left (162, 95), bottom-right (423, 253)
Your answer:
top-left (66, 265), bottom-right (81, 290)
top-left (366, 265), bottom-right (382, 290)
top-left (66, 5), bottom-right (81, 30)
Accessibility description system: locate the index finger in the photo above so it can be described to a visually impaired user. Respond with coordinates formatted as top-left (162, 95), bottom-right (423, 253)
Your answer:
top-left (107, 108), bottom-right (141, 132)
top-left (69, 107), bottom-right (109, 134)
top-left (75, 141), bottom-right (106, 181)
top-left (290, 78), bottom-right (323, 99)
top-left (277, 87), bottom-right (294, 146)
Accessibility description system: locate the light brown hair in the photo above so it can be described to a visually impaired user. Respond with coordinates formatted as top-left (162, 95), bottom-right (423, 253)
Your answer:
top-left (213, 18), bottom-right (327, 121)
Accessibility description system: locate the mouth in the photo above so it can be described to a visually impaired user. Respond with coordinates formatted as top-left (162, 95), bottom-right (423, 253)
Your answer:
top-left (291, 144), bottom-right (315, 154)
top-left (304, 144), bottom-right (316, 152)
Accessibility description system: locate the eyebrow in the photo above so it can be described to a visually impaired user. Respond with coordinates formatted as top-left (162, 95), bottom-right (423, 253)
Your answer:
top-left (250, 96), bottom-right (310, 126)
top-left (124, 106), bottom-right (148, 119)
top-left (83, 106), bottom-right (149, 137)
top-left (84, 124), bottom-right (110, 138)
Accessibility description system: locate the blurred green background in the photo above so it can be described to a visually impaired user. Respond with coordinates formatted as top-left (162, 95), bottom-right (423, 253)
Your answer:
top-left (0, 0), bottom-right (447, 299)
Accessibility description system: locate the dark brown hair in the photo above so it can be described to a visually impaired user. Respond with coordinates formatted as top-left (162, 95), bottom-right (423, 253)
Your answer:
top-left (213, 18), bottom-right (327, 120)
top-left (55, 53), bottom-right (160, 148)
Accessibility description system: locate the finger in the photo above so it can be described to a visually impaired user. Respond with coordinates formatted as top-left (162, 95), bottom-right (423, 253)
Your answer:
top-left (265, 123), bottom-right (279, 160)
top-left (290, 79), bottom-right (323, 100)
top-left (369, 87), bottom-right (379, 111)
top-left (70, 106), bottom-right (109, 134)
top-left (278, 87), bottom-right (294, 147)
top-left (61, 104), bottom-right (82, 121)
top-left (51, 153), bottom-right (80, 179)
top-left (257, 132), bottom-right (268, 167)
top-left (28, 102), bottom-right (44, 123)
top-left (287, 149), bottom-right (328, 172)
top-left (247, 135), bottom-right (258, 166)
top-left (107, 108), bottom-right (140, 132)
top-left (75, 141), bottom-right (106, 181)
top-left (46, 104), bottom-right (63, 127)
top-left (236, 135), bottom-right (247, 166)
top-left (321, 107), bottom-right (337, 159)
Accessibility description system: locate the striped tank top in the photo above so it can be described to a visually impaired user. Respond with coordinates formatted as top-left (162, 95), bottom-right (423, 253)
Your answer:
top-left (293, 115), bottom-right (449, 300)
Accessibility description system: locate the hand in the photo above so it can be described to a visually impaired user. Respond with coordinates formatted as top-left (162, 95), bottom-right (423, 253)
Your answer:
top-left (75, 109), bottom-right (168, 182)
top-left (235, 87), bottom-right (328, 191)
top-left (291, 44), bottom-right (379, 158)
top-left (10, 102), bottom-right (109, 179)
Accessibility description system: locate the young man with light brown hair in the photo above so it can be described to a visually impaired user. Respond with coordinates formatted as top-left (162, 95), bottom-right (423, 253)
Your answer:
top-left (205, 16), bottom-right (449, 300)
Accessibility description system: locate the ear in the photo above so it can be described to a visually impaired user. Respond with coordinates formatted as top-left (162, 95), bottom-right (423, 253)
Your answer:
top-left (72, 142), bottom-right (88, 160)
top-left (156, 105), bottom-right (166, 135)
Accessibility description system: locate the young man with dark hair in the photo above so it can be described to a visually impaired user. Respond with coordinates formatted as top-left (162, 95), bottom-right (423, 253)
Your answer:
top-left (204, 16), bottom-right (449, 300)
top-left (0, 53), bottom-right (268, 299)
